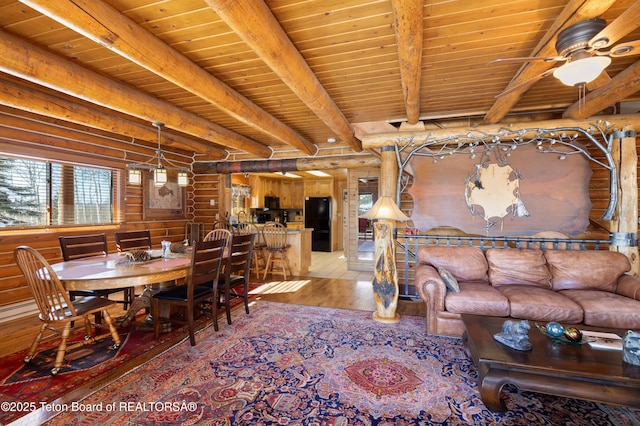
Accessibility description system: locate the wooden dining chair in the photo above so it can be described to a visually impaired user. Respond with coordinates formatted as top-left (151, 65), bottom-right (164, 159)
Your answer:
top-left (212, 220), bottom-right (233, 231)
top-left (204, 228), bottom-right (232, 249)
top-left (262, 222), bottom-right (291, 280)
top-left (236, 223), bottom-right (265, 278)
top-left (14, 246), bottom-right (121, 375)
top-left (59, 234), bottom-right (133, 310)
top-left (151, 238), bottom-right (226, 345)
top-left (114, 230), bottom-right (152, 252)
top-left (217, 233), bottom-right (255, 327)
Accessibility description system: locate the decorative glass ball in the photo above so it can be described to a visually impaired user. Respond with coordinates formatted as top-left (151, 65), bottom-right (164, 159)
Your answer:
top-left (564, 326), bottom-right (583, 342)
top-left (545, 321), bottom-right (565, 337)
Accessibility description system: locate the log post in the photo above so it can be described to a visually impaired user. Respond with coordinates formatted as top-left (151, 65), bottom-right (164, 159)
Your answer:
top-left (368, 145), bottom-right (404, 323)
top-left (610, 125), bottom-right (638, 276)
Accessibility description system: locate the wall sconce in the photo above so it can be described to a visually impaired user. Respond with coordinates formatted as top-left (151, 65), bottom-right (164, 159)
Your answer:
top-left (361, 196), bottom-right (410, 323)
top-left (127, 121), bottom-right (189, 187)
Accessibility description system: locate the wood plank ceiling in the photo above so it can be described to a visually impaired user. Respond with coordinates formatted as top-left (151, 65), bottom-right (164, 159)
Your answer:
top-left (0, 0), bottom-right (639, 162)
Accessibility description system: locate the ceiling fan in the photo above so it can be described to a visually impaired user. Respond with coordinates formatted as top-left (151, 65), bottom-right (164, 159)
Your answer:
top-left (491, 18), bottom-right (640, 97)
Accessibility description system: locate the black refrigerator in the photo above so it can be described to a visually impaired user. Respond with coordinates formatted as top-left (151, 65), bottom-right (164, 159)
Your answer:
top-left (304, 197), bottom-right (331, 252)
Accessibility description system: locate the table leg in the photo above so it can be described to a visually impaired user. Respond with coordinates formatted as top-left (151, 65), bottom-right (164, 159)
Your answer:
top-left (478, 369), bottom-right (509, 412)
top-left (116, 288), bottom-right (152, 327)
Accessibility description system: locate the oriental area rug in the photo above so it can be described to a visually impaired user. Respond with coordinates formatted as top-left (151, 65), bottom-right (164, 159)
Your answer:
top-left (0, 285), bottom-right (257, 426)
top-left (35, 301), bottom-right (639, 426)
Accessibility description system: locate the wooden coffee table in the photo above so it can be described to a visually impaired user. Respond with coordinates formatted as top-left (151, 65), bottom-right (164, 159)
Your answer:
top-left (461, 314), bottom-right (640, 412)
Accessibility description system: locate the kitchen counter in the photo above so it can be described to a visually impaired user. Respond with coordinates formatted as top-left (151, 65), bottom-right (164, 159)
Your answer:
top-left (252, 226), bottom-right (312, 276)
top-left (285, 228), bottom-right (312, 276)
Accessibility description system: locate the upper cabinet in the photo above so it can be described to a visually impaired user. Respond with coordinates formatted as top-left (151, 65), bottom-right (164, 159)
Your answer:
top-left (304, 180), bottom-right (334, 197)
top-left (280, 180), bottom-right (304, 209)
top-left (250, 176), bottom-right (304, 208)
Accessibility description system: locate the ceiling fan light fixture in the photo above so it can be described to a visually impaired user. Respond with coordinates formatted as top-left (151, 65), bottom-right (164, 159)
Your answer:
top-left (552, 56), bottom-right (611, 86)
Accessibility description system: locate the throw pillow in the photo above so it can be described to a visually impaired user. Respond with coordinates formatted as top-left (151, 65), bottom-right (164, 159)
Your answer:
top-left (438, 267), bottom-right (460, 293)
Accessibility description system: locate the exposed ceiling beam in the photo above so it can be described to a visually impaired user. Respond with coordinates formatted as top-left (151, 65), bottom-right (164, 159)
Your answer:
top-left (0, 29), bottom-right (272, 158)
top-left (0, 78), bottom-right (226, 158)
top-left (194, 155), bottom-right (380, 174)
top-left (564, 59), bottom-right (640, 119)
top-left (391, 0), bottom-right (423, 125)
top-left (205, 0), bottom-right (362, 152)
top-left (483, 0), bottom-right (618, 124)
top-left (360, 113), bottom-right (640, 148)
top-left (20, 0), bottom-right (317, 156)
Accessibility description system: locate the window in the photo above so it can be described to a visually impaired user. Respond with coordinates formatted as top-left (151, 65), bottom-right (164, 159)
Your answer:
top-left (0, 155), bottom-right (118, 228)
top-left (359, 193), bottom-right (373, 216)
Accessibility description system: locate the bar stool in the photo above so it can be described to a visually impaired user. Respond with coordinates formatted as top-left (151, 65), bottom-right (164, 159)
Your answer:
top-left (262, 222), bottom-right (291, 280)
top-left (236, 223), bottom-right (265, 278)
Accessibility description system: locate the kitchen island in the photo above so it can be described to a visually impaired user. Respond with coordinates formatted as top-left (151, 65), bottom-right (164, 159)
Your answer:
top-left (253, 225), bottom-right (313, 277)
top-left (285, 227), bottom-right (312, 276)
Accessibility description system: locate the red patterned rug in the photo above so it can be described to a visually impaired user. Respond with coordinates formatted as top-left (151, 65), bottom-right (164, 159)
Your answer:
top-left (31, 301), bottom-right (640, 425)
top-left (0, 285), bottom-right (258, 426)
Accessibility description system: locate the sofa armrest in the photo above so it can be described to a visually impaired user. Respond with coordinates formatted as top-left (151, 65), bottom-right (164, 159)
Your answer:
top-left (616, 274), bottom-right (640, 300)
top-left (415, 264), bottom-right (447, 334)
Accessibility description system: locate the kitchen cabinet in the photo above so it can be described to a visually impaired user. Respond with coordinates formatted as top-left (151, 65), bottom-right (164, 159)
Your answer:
top-left (250, 176), bottom-right (282, 208)
top-left (304, 179), bottom-right (333, 197)
top-left (263, 178), bottom-right (280, 197)
top-left (281, 181), bottom-right (304, 208)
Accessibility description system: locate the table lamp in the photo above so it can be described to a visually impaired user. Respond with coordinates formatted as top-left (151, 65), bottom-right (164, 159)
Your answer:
top-left (361, 196), bottom-right (410, 323)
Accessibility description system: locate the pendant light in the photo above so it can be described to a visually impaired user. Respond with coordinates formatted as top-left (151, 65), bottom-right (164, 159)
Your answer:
top-left (127, 121), bottom-right (189, 187)
top-left (152, 122), bottom-right (168, 187)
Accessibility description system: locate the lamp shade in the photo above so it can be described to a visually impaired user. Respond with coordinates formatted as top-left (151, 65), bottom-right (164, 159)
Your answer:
top-left (177, 171), bottom-right (188, 187)
top-left (128, 169), bottom-right (142, 186)
top-left (361, 196), bottom-right (410, 221)
top-left (553, 56), bottom-right (611, 87)
top-left (154, 167), bottom-right (168, 187)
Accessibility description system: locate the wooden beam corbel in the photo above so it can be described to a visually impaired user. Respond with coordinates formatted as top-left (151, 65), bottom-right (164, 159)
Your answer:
top-left (193, 155), bottom-right (380, 174)
top-left (0, 29), bottom-right (271, 158)
top-left (20, 0), bottom-right (316, 156)
top-left (205, 0), bottom-right (362, 152)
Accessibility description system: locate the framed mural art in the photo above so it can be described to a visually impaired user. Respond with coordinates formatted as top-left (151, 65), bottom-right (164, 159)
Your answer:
top-left (143, 173), bottom-right (186, 219)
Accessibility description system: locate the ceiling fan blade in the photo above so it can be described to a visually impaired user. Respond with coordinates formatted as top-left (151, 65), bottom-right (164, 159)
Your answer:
top-left (494, 69), bottom-right (555, 98)
top-left (588, 0), bottom-right (640, 49)
top-left (600, 40), bottom-right (640, 57)
top-left (488, 56), bottom-right (563, 65)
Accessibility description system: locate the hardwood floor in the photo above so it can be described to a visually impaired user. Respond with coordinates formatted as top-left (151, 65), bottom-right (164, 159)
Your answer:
top-left (0, 251), bottom-right (424, 358)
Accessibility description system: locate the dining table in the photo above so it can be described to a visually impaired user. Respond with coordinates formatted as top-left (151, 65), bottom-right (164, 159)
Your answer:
top-left (52, 251), bottom-right (191, 326)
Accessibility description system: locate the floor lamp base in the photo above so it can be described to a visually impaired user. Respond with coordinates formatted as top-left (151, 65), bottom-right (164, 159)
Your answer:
top-left (372, 311), bottom-right (400, 324)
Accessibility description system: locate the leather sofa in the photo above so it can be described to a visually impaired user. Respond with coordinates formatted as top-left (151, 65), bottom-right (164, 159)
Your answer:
top-left (415, 246), bottom-right (640, 337)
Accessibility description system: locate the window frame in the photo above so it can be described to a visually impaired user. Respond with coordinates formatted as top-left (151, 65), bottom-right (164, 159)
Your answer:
top-left (0, 142), bottom-right (125, 233)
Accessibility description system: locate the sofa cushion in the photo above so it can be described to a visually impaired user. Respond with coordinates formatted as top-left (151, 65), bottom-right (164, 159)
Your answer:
top-left (560, 289), bottom-right (640, 329)
top-left (418, 246), bottom-right (488, 281)
top-left (496, 285), bottom-right (583, 323)
top-left (486, 248), bottom-right (551, 289)
top-left (545, 250), bottom-right (630, 292)
top-left (444, 281), bottom-right (510, 316)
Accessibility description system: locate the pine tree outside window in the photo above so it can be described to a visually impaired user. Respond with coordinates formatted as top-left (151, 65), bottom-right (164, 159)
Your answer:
top-left (0, 155), bottom-right (118, 228)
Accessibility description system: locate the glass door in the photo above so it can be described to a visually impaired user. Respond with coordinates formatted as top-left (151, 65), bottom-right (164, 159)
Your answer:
top-left (347, 168), bottom-right (379, 271)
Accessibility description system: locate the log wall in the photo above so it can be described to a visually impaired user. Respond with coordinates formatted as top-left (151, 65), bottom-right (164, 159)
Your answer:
top-left (0, 111), bottom-right (222, 308)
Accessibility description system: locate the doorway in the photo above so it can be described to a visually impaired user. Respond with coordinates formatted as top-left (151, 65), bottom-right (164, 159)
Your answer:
top-left (347, 168), bottom-right (379, 271)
